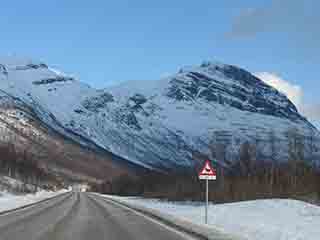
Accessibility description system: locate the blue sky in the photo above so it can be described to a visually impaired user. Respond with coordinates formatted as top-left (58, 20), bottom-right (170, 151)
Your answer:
top-left (0, 0), bottom-right (319, 128)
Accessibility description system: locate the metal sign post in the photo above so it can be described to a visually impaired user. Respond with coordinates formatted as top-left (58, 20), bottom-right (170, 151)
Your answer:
top-left (205, 178), bottom-right (208, 224)
top-left (198, 160), bottom-right (216, 224)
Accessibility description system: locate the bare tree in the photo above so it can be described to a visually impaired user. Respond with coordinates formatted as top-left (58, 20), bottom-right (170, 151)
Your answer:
top-left (268, 130), bottom-right (279, 195)
top-left (286, 128), bottom-right (306, 191)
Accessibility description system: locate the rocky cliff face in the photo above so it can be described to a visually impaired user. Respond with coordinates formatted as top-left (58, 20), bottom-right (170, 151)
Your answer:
top-left (167, 63), bottom-right (303, 122)
top-left (0, 57), bottom-right (318, 173)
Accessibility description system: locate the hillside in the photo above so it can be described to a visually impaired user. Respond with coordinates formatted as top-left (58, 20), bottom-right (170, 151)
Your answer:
top-left (0, 57), bottom-right (318, 184)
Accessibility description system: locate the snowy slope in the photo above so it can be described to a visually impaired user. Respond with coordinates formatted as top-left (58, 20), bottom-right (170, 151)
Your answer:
top-left (0, 189), bottom-right (69, 213)
top-left (0, 57), bottom-right (318, 171)
top-left (105, 195), bottom-right (320, 240)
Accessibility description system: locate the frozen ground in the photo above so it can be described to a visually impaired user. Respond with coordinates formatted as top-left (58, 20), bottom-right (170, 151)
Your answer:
top-left (107, 195), bottom-right (320, 240)
top-left (0, 189), bottom-right (69, 213)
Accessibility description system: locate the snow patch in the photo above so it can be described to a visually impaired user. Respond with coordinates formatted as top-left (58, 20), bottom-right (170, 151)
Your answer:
top-left (106, 196), bottom-right (320, 240)
top-left (0, 189), bottom-right (69, 213)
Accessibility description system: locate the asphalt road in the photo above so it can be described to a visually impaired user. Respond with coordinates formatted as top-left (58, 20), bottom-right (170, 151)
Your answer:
top-left (0, 192), bottom-right (196, 240)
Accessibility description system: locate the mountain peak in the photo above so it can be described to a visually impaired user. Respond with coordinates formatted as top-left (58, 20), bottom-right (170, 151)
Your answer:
top-left (0, 56), bottom-right (318, 172)
top-left (0, 55), bottom-right (44, 68)
top-left (177, 60), bottom-right (226, 74)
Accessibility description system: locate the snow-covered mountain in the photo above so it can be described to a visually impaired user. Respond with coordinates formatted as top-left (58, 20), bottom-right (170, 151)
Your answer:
top-left (0, 57), bottom-right (318, 173)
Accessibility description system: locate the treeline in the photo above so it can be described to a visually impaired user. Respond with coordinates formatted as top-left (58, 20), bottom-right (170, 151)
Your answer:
top-left (93, 159), bottom-right (320, 203)
top-left (93, 128), bottom-right (320, 203)
top-left (0, 142), bottom-right (62, 193)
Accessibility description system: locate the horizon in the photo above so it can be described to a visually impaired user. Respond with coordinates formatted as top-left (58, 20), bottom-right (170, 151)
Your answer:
top-left (0, 0), bottom-right (318, 128)
top-left (2, 54), bottom-right (320, 130)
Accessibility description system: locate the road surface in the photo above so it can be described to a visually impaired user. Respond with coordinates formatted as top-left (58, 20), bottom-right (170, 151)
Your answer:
top-left (0, 192), bottom-right (196, 240)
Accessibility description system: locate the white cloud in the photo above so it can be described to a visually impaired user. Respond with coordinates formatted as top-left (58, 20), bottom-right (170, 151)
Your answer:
top-left (254, 72), bottom-right (302, 106)
top-left (302, 104), bottom-right (320, 121)
top-left (255, 72), bottom-right (320, 127)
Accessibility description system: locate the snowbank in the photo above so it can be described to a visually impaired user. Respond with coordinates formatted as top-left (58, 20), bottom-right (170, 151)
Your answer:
top-left (106, 196), bottom-right (320, 240)
top-left (0, 189), bottom-right (69, 213)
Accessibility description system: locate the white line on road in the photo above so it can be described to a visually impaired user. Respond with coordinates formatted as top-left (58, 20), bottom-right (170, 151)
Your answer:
top-left (90, 193), bottom-right (199, 240)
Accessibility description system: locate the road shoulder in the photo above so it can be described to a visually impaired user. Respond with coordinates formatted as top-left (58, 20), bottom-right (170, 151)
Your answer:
top-left (91, 193), bottom-right (246, 240)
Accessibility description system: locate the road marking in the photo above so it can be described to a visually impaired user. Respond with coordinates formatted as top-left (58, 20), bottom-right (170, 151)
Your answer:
top-left (89, 193), bottom-right (199, 240)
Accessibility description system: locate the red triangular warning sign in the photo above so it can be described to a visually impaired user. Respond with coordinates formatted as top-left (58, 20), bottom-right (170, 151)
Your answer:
top-left (199, 160), bottom-right (216, 180)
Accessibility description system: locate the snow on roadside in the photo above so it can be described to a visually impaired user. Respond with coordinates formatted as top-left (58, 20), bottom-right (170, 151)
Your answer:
top-left (106, 195), bottom-right (320, 240)
top-left (0, 189), bottom-right (69, 213)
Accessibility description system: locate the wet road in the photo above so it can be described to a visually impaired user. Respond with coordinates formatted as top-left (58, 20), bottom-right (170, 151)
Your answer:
top-left (0, 192), bottom-right (195, 240)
